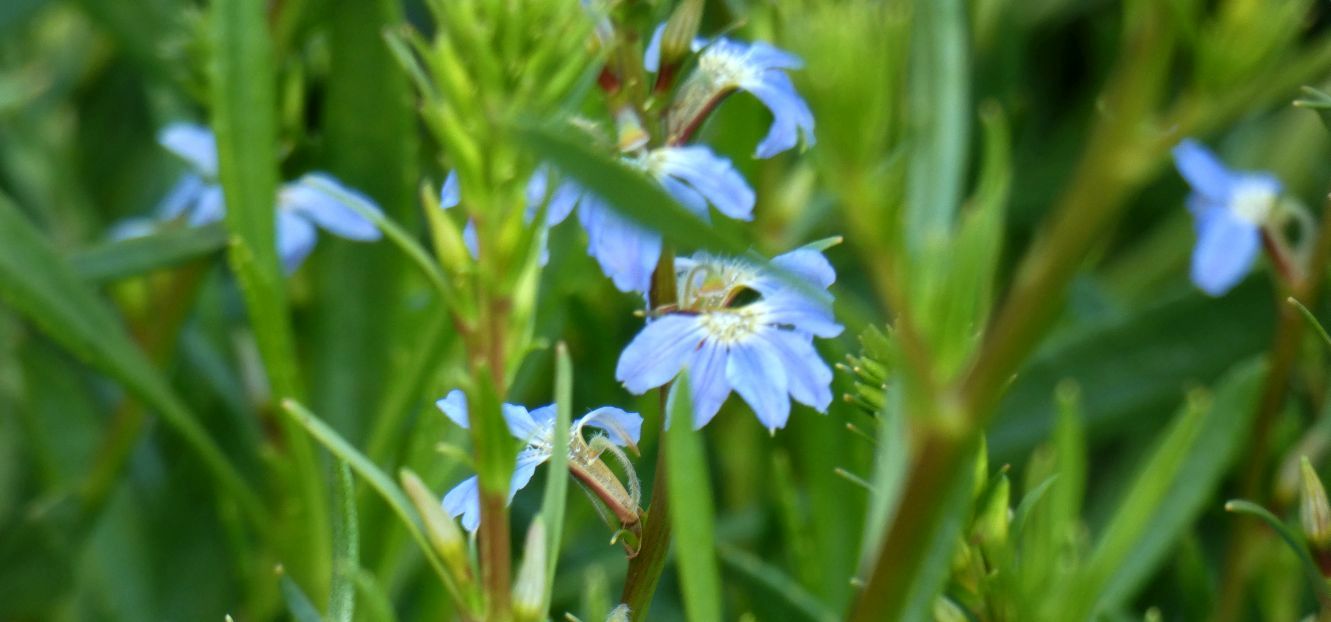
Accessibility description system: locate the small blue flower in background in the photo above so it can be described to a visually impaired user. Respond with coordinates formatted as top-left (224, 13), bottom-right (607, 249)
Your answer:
top-left (616, 247), bottom-right (841, 432)
top-left (537, 146), bottom-right (754, 293)
top-left (435, 389), bottom-right (642, 531)
top-left (438, 170), bottom-right (479, 258)
top-left (1172, 139), bottom-right (1282, 296)
top-left (142, 122), bottom-right (382, 273)
top-left (655, 34), bottom-right (814, 158)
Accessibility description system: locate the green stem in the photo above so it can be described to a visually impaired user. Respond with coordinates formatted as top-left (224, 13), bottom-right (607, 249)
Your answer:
top-left (620, 248), bottom-right (678, 619)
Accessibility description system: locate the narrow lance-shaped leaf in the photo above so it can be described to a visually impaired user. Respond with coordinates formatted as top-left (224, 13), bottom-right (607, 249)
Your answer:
top-left (539, 343), bottom-right (574, 611)
top-left (666, 374), bottom-right (723, 621)
top-left (69, 223), bottom-right (227, 283)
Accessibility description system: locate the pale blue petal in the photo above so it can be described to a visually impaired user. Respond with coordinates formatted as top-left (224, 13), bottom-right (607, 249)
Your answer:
top-left (527, 404), bottom-right (557, 429)
top-left (1172, 139), bottom-right (1235, 203)
top-left (616, 314), bottom-right (706, 393)
top-left (772, 248), bottom-right (835, 289)
top-left (503, 404), bottom-right (541, 441)
top-left (283, 174), bottom-right (382, 241)
top-left (688, 340), bottom-right (732, 429)
top-left (644, 22), bottom-right (666, 73)
top-left (436, 389), bottom-right (470, 429)
top-left (441, 170), bottom-right (461, 210)
top-left (442, 475), bottom-right (482, 532)
top-left (463, 219), bottom-right (479, 259)
top-left (108, 217), bottom-right (158, 241)
top-left (156, 174), bottom-right (207, 220)
top-left (1191, 208), bottom-right (1261, 296)
top-left (746, 72), bottom-right (815, 158)
top-left (745, 41), bottom-right (803, 71)
top-left (159, 122), bottom-right (218, 177)
top-left (725, 337), bottom-right (790, 432)
top-left (188, 185), bottom-right (226, 226)
top-left (577, 407), bottom-right (644, 446)
top-left (276, 209), bottom-right (319, 274)
top-left (768, 330), bottom-right (833, 412)
top-left (525, 169), bottom-right (580, 227)
top-left (660, 177), bottom-right (710, 219)
top-left (509, 449), bottom-right (548, 503)
top-left (759, 293), bottom-right (842, 338)
top-left (656, 146), bottom-right (754, 220)
top-left (578, 196), bottom-right (661, 293)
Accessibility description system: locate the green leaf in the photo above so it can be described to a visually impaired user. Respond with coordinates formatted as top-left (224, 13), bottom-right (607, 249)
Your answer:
top-left (903, 0), bottom-right (970, 255)
top-left (1224, 499), bottom-right (1331, 608)
top-left (516, 122), bottom-right (748, 257)
top-left (539, 342), bottom-right (573, 610)
top-left (1059, 359), bottom-right (1265, 618)
top-left (0, 191), bottom-right (267, 527)
top-left (1294, 85), bottom-right (1331, 132)
top-left (69, 223), bottom-right (227, 283)
top-left (280, 399), bottom-right (467, 610)
top-left (717, 544), bottom-right (839, 622)
top-left (329, 462), bottom-right (358, 622)
top-left (212, 0), bottom-right (328, 595)
top-left (279, 572), bottom-right (325, 622)
top-left (857, 396), bottom-right (908, 577)
top-left (666, 375), bottom-right (722, 621)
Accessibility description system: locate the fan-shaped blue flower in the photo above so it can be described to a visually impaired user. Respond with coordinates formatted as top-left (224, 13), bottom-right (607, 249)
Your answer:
top-left (662, 36), bottom-right (814, 158)
top-left (144, 123), bottom-right (382, 273)
top-left (1172, 139), bottom-right (1282, 296)
top-left (436, 390), bottom-right (642, 531)
top-left (616, 247), bottom-right (841, 432)
top-left (537, 146), bottom-right (754, 293)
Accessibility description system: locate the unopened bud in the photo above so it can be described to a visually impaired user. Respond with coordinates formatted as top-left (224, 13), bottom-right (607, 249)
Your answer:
top-left (933, 596), bottom-right (967, 622)
top-left (512, 518), bottom-right (549, 622)
top-left (974, 474), bottom-right (1010, 558)
top-left (605, 604), bottom-right (631, 622)
top-left (420, 181), bottom-right (474, 272)
top-left (660, 0), bottom-right (703, 66)
top-left (1301, 457), bottom-right (1331, 553)
top-left (614, 107), bottom-right (649, 153)
top-left (400, 468), bottom-right (471, 583)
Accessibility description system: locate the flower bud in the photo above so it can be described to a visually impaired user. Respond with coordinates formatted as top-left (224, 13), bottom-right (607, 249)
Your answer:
top-left (1300, 457), bottom-right (1331, 554)
top-left (512, 518), bottom-right (549, 622)
top-left (660, 0), bottom-right (703, 67)
top-left (400, 468), bottom-right (471, 583)
top-left (421, 180), bottom-right (474, 273)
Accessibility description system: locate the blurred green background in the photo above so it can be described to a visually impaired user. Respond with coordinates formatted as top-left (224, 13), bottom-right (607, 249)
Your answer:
top-left (5, 0), bottom-right (1331, 620)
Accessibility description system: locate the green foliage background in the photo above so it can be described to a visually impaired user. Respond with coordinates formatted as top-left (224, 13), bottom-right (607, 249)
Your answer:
top-left (4, 0), bottom-right (1331, 620)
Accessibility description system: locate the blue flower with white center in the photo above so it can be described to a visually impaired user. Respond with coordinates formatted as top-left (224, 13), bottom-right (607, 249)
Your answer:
top-left (148, 123), bottom-right (382, 273)
top-left (1172, 139), bottom-right (1282, 296)
top-left (537, 146), bottom-right (755, 293)
top-left (616, 247), bottom-right (841, 432)
top-left (435, 389), bottom-right (642, 531)
top-left (662, 36), bottom-right (814, 158)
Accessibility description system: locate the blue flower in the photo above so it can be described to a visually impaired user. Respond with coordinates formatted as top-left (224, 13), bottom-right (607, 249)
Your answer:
top-left (537, 146), bottom-right (754, 293)
top-left (668, 37), bottom-right (814, 158)
top-left (1172, 139), bottom-right (1282, 296)
top-left (615, 248), bottom-right (841, 432)
top-left (148, 123), bottom-right (382, 273)
top-left (435, 390), bottom-right (643, 531)
top-left (439, 170), bottom-right (479, 258)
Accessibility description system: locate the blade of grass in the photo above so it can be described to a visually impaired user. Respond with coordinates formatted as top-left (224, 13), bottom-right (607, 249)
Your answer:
top-left (539, 343), bottom-right (573, 612)
top-left (1224, 500), bottom-right (1331, 608)
top-left (69, 223), bottom-right (227, 283)
top-left (717, 544), bottom-right (839, 622)
top-left (666, 375), bottom-right (722, 621)
top-left (279, 572), bottom-right (325, 622)
top-left (330, 462), bottom-right (358, 622)
top-left (0, 190), bottom-right (268, 527)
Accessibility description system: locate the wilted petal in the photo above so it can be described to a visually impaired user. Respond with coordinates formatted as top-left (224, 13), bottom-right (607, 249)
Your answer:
top-left (725, 337), bottom-right (790, 432)
top-left (616, 314), bottom-right (706, 393)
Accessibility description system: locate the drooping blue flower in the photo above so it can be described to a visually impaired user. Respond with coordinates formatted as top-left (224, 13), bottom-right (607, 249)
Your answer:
top-left (1172, 139), bottom-right (1282, 296)
top-left (536, 146), bottom-right (755, 293)
top-left (436, 389), bottom-right (642, 531)
top-left (664, 37), bottom-right (814, 158)
top-left (615, 247), bottom-right (841, 432)
top-left (144, 123), bottom-right (382, 273)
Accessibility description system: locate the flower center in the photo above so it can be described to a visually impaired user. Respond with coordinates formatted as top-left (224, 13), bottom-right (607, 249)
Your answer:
top-left (1230, 183), bottom-right (1276, 225)
top-left (698, 46), bottom-right (755, 90)
top-left (699, 307), bottom-right (761, 344)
